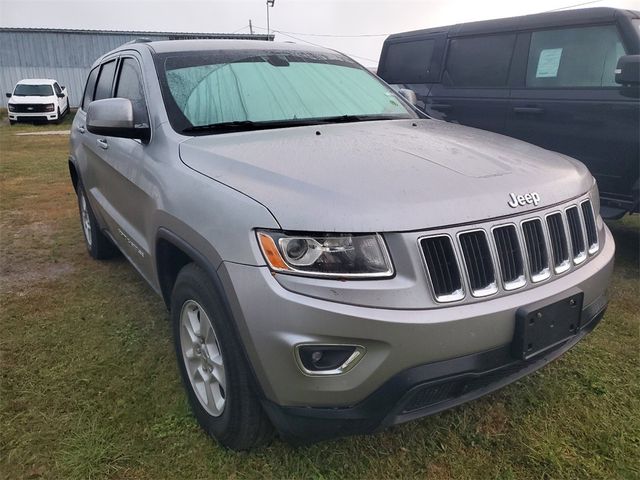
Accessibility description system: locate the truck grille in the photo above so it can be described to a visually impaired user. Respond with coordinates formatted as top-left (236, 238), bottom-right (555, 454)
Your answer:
top-left (11, 103), bottom-right (52, 113)
top-left (419, 197), bottom-right (599, 302)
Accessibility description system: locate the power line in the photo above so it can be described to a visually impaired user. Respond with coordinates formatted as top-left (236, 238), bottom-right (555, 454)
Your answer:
top-left (545, 0), bottom-right (602, 12)
top-left (252, 25), bottom-right (389, 39)
top-left (252, 25), bottom-right (379, 63)
top-left (231, 24), bottom-right (249, 34)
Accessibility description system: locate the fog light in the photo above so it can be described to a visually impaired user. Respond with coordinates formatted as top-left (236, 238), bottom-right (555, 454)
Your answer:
top-left (296, 344), bottom-right (364, 375)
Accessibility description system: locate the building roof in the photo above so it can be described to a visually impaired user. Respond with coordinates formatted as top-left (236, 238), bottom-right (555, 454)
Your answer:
top-left (0, 27), bottom-right (274, 41)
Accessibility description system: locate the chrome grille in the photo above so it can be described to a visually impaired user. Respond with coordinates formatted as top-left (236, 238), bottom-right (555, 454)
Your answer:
top-left (458, 230), bottom-right (497, 296)
top-left (522, 219), bottom-right (550, 282)
top-left (581, 200), bottom-right (598, 254)
top-left (419, 197), bottom-right (599, 302)
top-left (420, 235), bottom-right (464, 302)
top-left (546, 213), bottom-right (570, 273)
top-left (493, 225), bottom-right (525, 290)
top-left (566, 206), bottom-right (587, 264)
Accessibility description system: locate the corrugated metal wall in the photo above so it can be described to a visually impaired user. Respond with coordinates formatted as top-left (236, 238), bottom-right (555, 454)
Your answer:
top-left (0, 29), bottom-right (272, 107)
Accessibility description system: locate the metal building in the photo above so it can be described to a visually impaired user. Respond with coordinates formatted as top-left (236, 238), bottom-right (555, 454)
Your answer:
top-left (0, 28), bottom-right (274, 107)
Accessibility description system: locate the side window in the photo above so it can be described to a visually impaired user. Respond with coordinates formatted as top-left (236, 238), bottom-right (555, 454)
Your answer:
top-left (81, 67), bottom-right (99, 110)
top-left (380, 39), bottom-right (436, 84)
top-left (444, 34), bottom-right (516, 87)
top-left (53, 83), bottom-right (62, 95)
top-left (115, 58), bottom-right (149, 125)
top-left (526, 25), bottom-right (627, 88)
top-left (94, 60), bottom-right (117, 101)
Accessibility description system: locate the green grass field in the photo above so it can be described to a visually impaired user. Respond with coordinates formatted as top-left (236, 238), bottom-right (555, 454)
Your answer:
top-left (1, 115), bottom-right (638, 479)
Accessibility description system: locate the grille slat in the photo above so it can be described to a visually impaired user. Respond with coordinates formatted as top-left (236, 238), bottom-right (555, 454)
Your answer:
top-left (522, 219), bottom-right (549, 281)
top-left (581, 200), bottom-right (598, 252)
top-left (459, 231), bottom-right (496, 295)
top-left (566, 206), bottom-right (586, 262)
top-left (420, 236), bottom-right (463, 301)
top-left (493, 225), bottom-right (524, 288)
top-left (546, 213), bottom-right (569, 271)
top-left (12, 103), bottom-right (52, 113)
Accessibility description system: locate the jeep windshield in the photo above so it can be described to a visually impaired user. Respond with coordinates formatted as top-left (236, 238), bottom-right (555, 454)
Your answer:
top-left (156, 50), bottom-right (416, 135)
top-left (13, 84), bottom-right (53, 96)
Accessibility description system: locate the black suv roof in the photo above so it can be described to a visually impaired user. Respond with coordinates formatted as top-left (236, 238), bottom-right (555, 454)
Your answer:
top-left (386, 7), bottom-right (640, 40)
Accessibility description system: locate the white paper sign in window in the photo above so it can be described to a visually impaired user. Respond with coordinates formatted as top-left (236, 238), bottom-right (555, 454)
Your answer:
top-left (536, 48), bottom-right (563, 78)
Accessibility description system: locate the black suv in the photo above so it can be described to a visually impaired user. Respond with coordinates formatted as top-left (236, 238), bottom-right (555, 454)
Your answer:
top-left (378, 7), bottom-right (640, 218)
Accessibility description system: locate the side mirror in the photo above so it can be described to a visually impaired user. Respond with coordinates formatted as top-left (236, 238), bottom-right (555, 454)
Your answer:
top-left (56, 93), bottom-right (65, 98)
top-left (5, 92), bottom-right (11, 98)
top-left (86, 98), bottom-right (150, 142)
top-left (615, 55), bottom-right (640, 86)
top-left (397, 88), bottom-right (418, 106)
top-left (61, 86), bottom-right (66, 90)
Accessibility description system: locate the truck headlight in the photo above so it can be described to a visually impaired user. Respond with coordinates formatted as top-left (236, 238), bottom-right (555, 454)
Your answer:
top-left (45, 104), bottom-right (55, 112)
top-left (8, 104), bottom-right (15, 112)
top-left (257, 230), bottom-right (394, 278)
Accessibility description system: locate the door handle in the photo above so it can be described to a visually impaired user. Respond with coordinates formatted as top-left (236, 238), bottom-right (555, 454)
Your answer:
top-left (430, 103), bottom-right (452, 112)
top-left (513, 106), bottom-right (544, 114)
top-left (77, 125), bottom-right (85, 134)
top-left (97, 138), bottom-right (108, 150)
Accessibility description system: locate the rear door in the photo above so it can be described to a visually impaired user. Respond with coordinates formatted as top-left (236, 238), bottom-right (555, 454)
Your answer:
top-left (506, 23), bottom-right (638, 207)
top-left (426, 33), bottom-right (516, 133)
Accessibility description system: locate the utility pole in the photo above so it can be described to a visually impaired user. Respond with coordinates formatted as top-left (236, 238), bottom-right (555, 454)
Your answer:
top-left (266, 0), bottom-right (275, 37)
top-left (249, 19), bottom-right (253, 34)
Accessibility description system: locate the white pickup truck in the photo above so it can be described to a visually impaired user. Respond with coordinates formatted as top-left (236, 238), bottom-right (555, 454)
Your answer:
top-left (6, 78), bottom-right (70, 124)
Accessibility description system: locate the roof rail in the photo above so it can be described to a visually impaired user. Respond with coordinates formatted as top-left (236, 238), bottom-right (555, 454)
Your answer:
top-left (123, 38), bottom-right (153, 44)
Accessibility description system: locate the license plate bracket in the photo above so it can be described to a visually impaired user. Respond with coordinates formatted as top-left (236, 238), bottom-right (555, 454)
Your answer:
top-left (513, 290), bottom-right (583, 360)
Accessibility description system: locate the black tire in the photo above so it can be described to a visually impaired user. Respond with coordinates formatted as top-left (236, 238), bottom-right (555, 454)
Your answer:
top-left (76, 181), bottom-right (117, 259)
top-left (9, 120), bottom-right (16, 125)
top-left (55, 107), bottom-right (62, 124)
top-left (171, 263), bottom-right (274, 450)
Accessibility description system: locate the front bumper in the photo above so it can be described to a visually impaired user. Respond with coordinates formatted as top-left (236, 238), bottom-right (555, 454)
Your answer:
top-left (8, 112), bottom-right (58, 122)
top-left (218, 225), bottom-right (614, 440)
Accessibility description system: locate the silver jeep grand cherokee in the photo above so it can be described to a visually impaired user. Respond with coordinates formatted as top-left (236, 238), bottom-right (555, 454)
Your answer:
top-left (69, 40), bottom-right (614, 450)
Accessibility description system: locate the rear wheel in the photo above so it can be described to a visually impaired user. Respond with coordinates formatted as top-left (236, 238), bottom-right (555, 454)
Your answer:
top-left (76, 181), bottom-right (117, 259)
top-left (171, 263), bottom-right (274, 450)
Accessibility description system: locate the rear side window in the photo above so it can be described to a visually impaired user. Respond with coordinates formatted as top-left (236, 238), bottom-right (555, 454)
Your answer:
top-left (444, 34), bottom-right (516, 87)
top-left (380, 39), bottom-right (436, 84)
top-left (81, 67), bottom-right (99, 109)
top-left (526, 25), bottom-right (627, 87)
top-left (115, 58), bottom-right (149, 125)
top-left (94, 60), bottom-right (117, 101)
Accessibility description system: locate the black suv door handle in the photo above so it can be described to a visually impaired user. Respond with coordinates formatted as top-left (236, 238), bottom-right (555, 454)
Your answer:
top-left (513, 106), bottom-right (544, 114)
top-left (430, 103), bottom-right (452, 112)
top-left (97, 138), bottom-right (109, 150)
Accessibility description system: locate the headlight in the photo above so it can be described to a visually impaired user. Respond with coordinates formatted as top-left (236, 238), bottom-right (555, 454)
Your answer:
top-left (45, 104), bottom-right (55, 112)
top-left (8, 104), bottom-right (15, 112)
top-left (257, 230), bottom-right (394, 278)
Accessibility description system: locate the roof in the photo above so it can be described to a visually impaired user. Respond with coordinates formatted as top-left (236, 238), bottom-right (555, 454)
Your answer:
top-left (16, 78), bottom-right (57, 85)
top-left (144, 39), bottom-right (327, 54)
top-left (386, 7), bottom-right (640, 41)
top-left (0, 27), bottom-right (274, 41)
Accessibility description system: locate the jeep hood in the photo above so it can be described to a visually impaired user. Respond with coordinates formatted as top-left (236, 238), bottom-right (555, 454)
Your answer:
top-left (179, 119), bottom-right (592, 232)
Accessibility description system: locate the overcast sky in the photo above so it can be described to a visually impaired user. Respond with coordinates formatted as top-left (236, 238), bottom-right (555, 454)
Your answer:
top-left (0, 0), bottom-right (637, 66)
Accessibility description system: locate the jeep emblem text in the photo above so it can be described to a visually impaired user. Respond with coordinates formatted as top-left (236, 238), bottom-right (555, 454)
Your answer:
top-left (508, 192), bottom-right (541, 208)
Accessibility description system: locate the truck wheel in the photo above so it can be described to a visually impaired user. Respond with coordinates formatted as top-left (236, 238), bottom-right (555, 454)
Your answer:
top-left (77, 181), bottom-right (117, 259)
top-left (9, 120), bottom-right (16, 125)
top-left (55, 107), bottom-right (62, 124)
top-left (171, 263), bottom-right (274, 450)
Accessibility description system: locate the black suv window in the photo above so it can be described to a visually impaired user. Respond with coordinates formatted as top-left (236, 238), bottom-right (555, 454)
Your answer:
top-left (381, 39), bottom-right (436, 84)
top-left (94, 60), bottom-right (117, 101)
top-left (82, 67), bottom-right (99, 110)
top-left (115, 57), bottom-right (149, 125)
top-left (444, 34), bottom-right (516, 87)
top-left (526, 25), bottom-right (627, 88)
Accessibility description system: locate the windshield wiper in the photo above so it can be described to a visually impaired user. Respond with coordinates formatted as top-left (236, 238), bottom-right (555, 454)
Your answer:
top-left (182, 120), bottom-right (258, 133)
top-left (314, 114), bottom-right (408, 124)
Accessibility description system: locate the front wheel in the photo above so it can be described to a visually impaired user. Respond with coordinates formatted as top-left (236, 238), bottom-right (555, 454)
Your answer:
top-left (171, 263), bottom-right (274, 450)
top-left (76, 181), bottom-right (117, 259)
